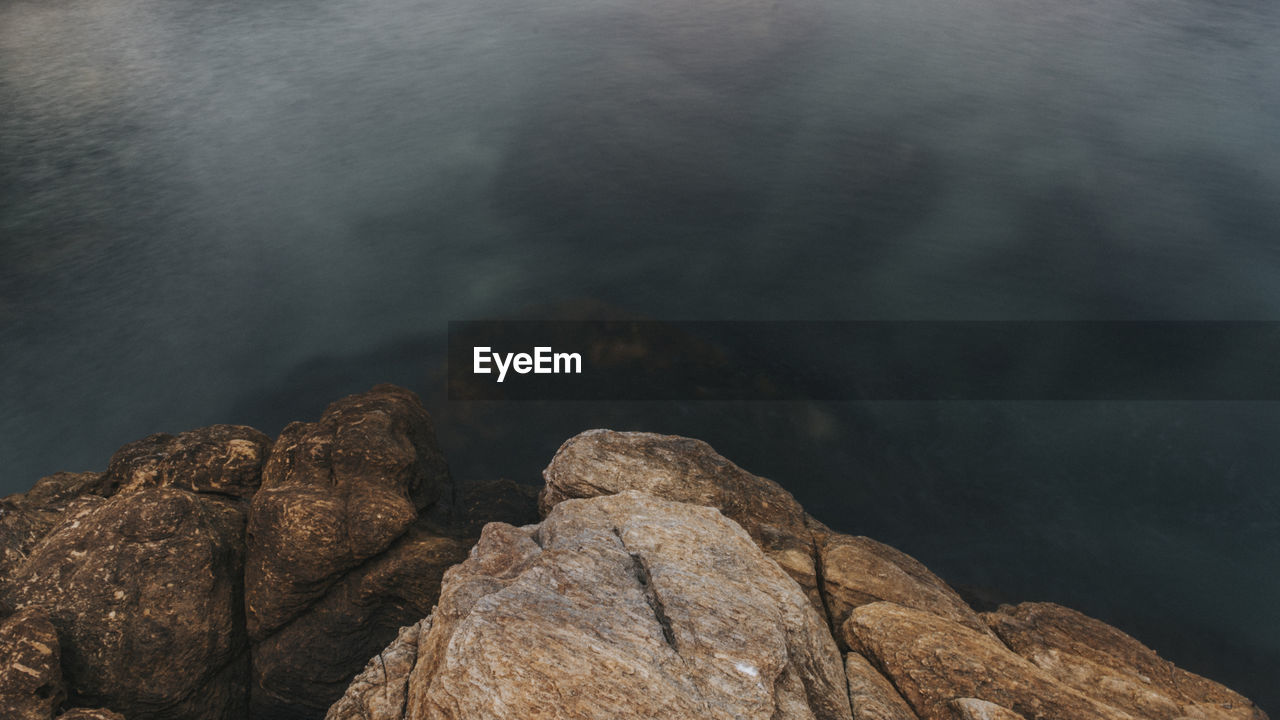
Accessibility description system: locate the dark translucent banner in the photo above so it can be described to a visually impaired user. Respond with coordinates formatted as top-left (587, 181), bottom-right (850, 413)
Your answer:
top-left (447, 321), bottom-right (1280, 401)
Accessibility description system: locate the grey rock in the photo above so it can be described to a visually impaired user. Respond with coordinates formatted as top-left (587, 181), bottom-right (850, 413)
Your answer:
top-left (329, 490), bottom-right (851, 720)
top-left (540, 430), bottom-right (824, 615)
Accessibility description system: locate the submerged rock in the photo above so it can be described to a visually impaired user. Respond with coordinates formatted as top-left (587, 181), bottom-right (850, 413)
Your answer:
top-left (329, 490), bottom-right (851, 720)
top-left (13, 472), bottom-right (112, 509)
top-left (450, 478), bottom-right (540, 537)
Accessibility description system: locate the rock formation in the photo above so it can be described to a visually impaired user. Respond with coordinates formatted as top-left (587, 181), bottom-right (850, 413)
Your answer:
top-left (843, 601), bottom-right (1139, 720)
top-left (52, 711), bottom-right (126, 720)
top-left (950, 698), bottom-right (1029, 720)
top-left (105, 425), bottom-right (272, 500)
top-left (0, 472), bottom-right (111, 581)
top-left (329, 490), bottom-right (851, 720)
top-left (541, 429), bottom-right (825, 614)
top-left (0, 386), bottom-right (1270, 720)
top-left (248, 526), bottom-right (470, 719)
top-left (334, 426), bottom-right (1270, 720)
top-left (984, 602), bottom-right (1266, 720)
top-left (244, 385), bottom-right (462, 718)
top-left (815, 531), bottom-right (991, 639)
top-left (245, 385), bottom-right (450, 640)
top-left (843, 651), bottom-right (917, 720)
top-left (541, 429), bottom-right (993, 642)
top-left (4, 487), bottom-right (248, 720)
top-left (0, 385), bottom-right (477, 720)
top-left (1, 608), bottom-right (64, 720)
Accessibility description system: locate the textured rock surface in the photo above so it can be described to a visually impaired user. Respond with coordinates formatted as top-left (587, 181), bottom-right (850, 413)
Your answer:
top-left (540, 430), bottom-right (824, 612)
top-left (4, 487), bottom-right (248, 720)
top-left (15, 472), bottom-right (112, 508)
top-left (330, 490), bottom-right (851, 720)
top-left (251, 528), bottom-right (469, 719)
top-left (817, 532), bottom-right (988, 639)
top-left (0, 608), bottom-right (65, 720)
top-left (985, 602), bottom-right (1268, 720)
top-left (246, 385), bottom-right (460, 718)
top-left (247, 384), bottom-right (452, 641)
top-left (844, 651), bottom-right (918, 720)
top-left (1, 473), bottom-right (110, 584)
top-left (842, 602), bottom-right (1138, 720)
top-left (55, 710), bottom-right (127, 720)
top-left (325, 618), bottom-right (428, 720)
top-left (951, 698), bottom-right (1027, 720)
top-left (105, 425), bottom-right (272, 499)
top-left (3, 406), bottom-right (1273, 720)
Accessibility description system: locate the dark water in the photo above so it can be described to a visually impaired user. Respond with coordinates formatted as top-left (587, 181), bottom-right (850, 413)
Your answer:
top-left (3, 0), bottom-right (1279, 709)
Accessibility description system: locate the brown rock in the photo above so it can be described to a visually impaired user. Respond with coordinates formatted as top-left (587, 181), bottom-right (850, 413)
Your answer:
top-left (56, 710), bottom-right (127, 720)
top-left (3, 488), bottom-right (248, 720)
top-left (950, 698), bottom-right (1027, 720)
top-left (817, 532), bottom-right (987, 639)
top-left (1, 473), bottom-right (110, 584)
top-left (251, 528), bottom-right (470, 719)
top-left (985, 602), bottom-right (1268, 720)
top-left (106, 425), bottom-right (271, 500)
top-left (330, 490), bottom-right (851, 720)
top-left (324, 617), bottom-right (428, 720)
top-left (0, 608), bottom-right (65, 720)
top-left (18, 472), bottom-right (112, 508)
top-left (1, 501), bottom-right (56, 589)
top-left (845, 651), bottom-right (918, 720)
top-left (246, 384), bottom-right (451, 640)
top-left (841, 602), bottom-right (1136, 720)
top-left (540, 430), bottom-right (823, 614)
